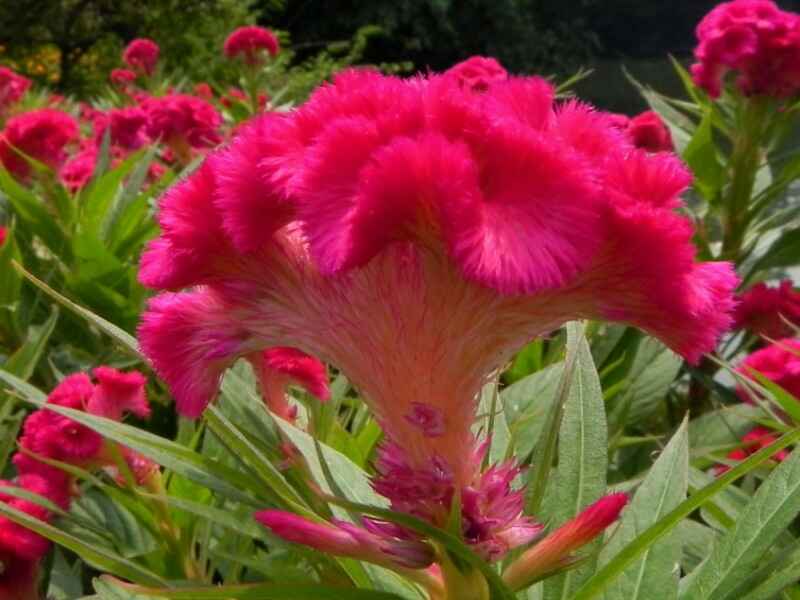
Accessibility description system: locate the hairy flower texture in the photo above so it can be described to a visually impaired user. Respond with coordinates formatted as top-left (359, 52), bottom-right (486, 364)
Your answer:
top-left (691, 0), bottom-right (800, 98)
top-left (737, 338), bottom-right (800, 402)
top-left (714, 426), bottom-right (789, 475)
top-left (122, 38), bottom-right (159, 76)
top-left (250, 347), bottom-right (330, 421)
top-left (735, 280), bottom-right (800, 339)
top-left (89, 366), bottom-right (150, 420)
top-left (0, 109), bottom-right (78, 180)
top-left (0, 66), bottom-right (31, 113)
top-left (255, 510), bottom-right (435, 569)
top-left (503, 493), bottom-right (628, 590)
top-left (627, 110), bottom-right (674, 152)
top-left (139, 64), bottom-right (737, 560)
top-left (60, 146), bottom-right (97, 192)
top-left (110, 68), bottom-right (137, 89)
top-left (93, 107), bottom-right (149, 150)
top-left (444, 56), bottom-right (508, 92)
top-left (224, 26), bottom-right (280, 64)
top-left (143, 94), bottom-right (222, 158)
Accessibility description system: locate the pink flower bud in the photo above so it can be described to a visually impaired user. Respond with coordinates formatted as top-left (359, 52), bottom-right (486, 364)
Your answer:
top-left (503, 493), bottom-right (628, 590)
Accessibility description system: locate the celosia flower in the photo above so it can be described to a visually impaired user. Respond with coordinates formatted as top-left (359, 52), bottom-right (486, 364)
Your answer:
top-left (0, 553), bottom-right (38, 600)
top-left (110, 68), bottom-right (137, 89)
top-left (93, 107), bottom-right (149, 150)
top-left (502, 493), bottom-right (628, 590)
top-left (194, 82), bottom-right (214, 100)
top-left (737, 338), bottom-right (800, 401)
top-left (88, 366), bottom-right (149, 420)
top-left (0, 481), bottom-right (52, 561)
top-left (691, 0), bottom-right (800, 98)
top-left (250, 347), bottom-right (330, 421)
top-left (60, 146), bottom-right (97, 192)
top-left (139, 63), bottom-right (737, 561)
top-left (627, 110), bottom-right (674, 152)
top-left (0, 109), bottom-right (78, 180)
top-left (142, 94), bottom-right (221, 161)
top-left (444, 56), bottom-right (508, 91)
top-left (734, 280), bottom-right (800, 339)
top-left (714, 426), bottom-right (789, 475)
top-left (224, 26), bottom-right (280, 64)
top-left (0, 226), bottom-right (6, 247)
top-left (0, 66), bottom-right (31, 113)
top-left (122, 38), bottom-right (159, 76)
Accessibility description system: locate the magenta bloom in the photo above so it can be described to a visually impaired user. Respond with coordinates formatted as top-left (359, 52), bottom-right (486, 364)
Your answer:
top-left (0, 66), bottom-right (31, 113)
top-left (142, 94), bottom-right (221, 157)
top-left (0, 226), bottom-right (6, 247)
top-left (224, 26), bottom-right (280, 64)
top-left (92, 107), bottom-right (149, 150)
top-left (627, 110), bottom-right (674, 152)
top-left (715, 425), bottom-right (789, 475)
top-left (737, 338), bottom-right (800, 401)
top-left (444, 56), bottom-right (508, 91)
top-left (139, 64), bottom-right (737, 560)
top-left (60, 146), bottom-right (97, 192)
top-left (691, 0), bottom-right (800, 98)
top-left (194, 82), bottom-right (214, 100)
top-left (88, 366), bottom-right (149, 421)
top-left (0, 109), bottom-right (78, 180)
top-left (251, 347), bottom-right (330, 421)
top-left (734, 280), bottom-right (800, 339)
top-left (110, 68), bottom-right (137, 89)
top-left (122, 38), bottom-right (160, 76)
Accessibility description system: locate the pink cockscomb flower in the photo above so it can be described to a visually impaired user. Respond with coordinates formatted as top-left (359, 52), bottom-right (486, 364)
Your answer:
top-left (627, 110), bottom-right (674, 152)
top-left (142, 94), bottom-right (221, 162)
top-left (250, 347), bottom-right (330, 421)
top-left (0, 109), bottom-right (78, 180)
top-left (60, 146), bottom-right (97, 192)
top-left (503, 493), bottom-right (628, 590)
top-left (194, 82), bottom-right (214, 100)
top-left (0, 553), bottom-right (39, 600)
top-left (734, 280), bottom-right (800, 339)
top-left (0, 66), bottom-right (31, 113)
top-left (93, 107), bottom-right (149, 150)
top-left (691, 0), bottom-right (800, 98)
top-left (224, 26), bottom-right (280, 64)
top-left (122, 38), bottom-right (159, 76)
top-left (444, 56), bottom-right (508, 92)
top-left (737, 338), bottom-right (800, 402)
top-left (110, 68), bottom-right (137, 89)
top-left (88, 366), bottom-right (149, 421)
top-left (0, 226), bottom-right (7, 247)
top-left (138, 63), bottom-right (737, 562)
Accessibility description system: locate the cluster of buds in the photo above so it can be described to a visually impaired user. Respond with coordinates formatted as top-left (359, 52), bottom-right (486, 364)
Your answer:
top-left (1, 368), bottom-right (154, 599)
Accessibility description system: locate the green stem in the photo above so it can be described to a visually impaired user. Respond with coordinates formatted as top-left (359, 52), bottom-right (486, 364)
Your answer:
top-left (439, 551), bottom-right (490, 600)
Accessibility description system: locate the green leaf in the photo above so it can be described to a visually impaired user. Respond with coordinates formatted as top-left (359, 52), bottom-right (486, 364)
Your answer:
top-left (749, 227), bottom-right (800, 274)
top-left (12, 261), bottom-right (142, 358)
top-left (570, 427), bottom-right (800, 600)
top-left (623, 338), bottom-right (682, 423)
top-left (682, 109), bottom-right (726, 201)
top-left (679, 444), bottom-right (800, 600)
top-left (544, 325), bottom-right (608, 600)
top-left (600, 419), bottom-right (689, 600)
top-left (0, 501), bottom-right (165, 585)
top-left (102, 147), bottom-right (157, 244)
top-left (0, 166), bottom-right (70, 257)
top-left (2, 307), bottom-right (58, 378)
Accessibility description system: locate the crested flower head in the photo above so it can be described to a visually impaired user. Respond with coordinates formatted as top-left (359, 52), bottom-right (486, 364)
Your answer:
top-left (737, 338), bottom-right (800, 401)
top-left (60, 146), bottom-right (97, 192)
top-left (224, 26), bottom-right (280, 64)
top-left (122, 38), bottom-right (160, 76)
top-left (88, 366), bottom-right (149, 420)
top-left (714, 425), bottom-right (789, 475)
top-left (444, 56), bottom-right (508, 91)
top-left (93, 107), bottom-right (149, 150)
top-left (627, 110), bottom-right (674, 152)
top-left (0, 66), bottom-right (31, 112)
top-left (734, 279), bottom-right (800, 339)
top-left (0, 109), bottom-right (78, 180)
top-left (110, 68), bottom-right (137, 89)
top-left (139, 62), bottom-right (737, 559)
top-left (250, 347), bottom-right (330, 421)
top-left (0, 226), bottom-right (7, 247)
top-left (142, 94), bottom-right (221, 159)
top-left (691, 0), bottom-right (800, 98)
